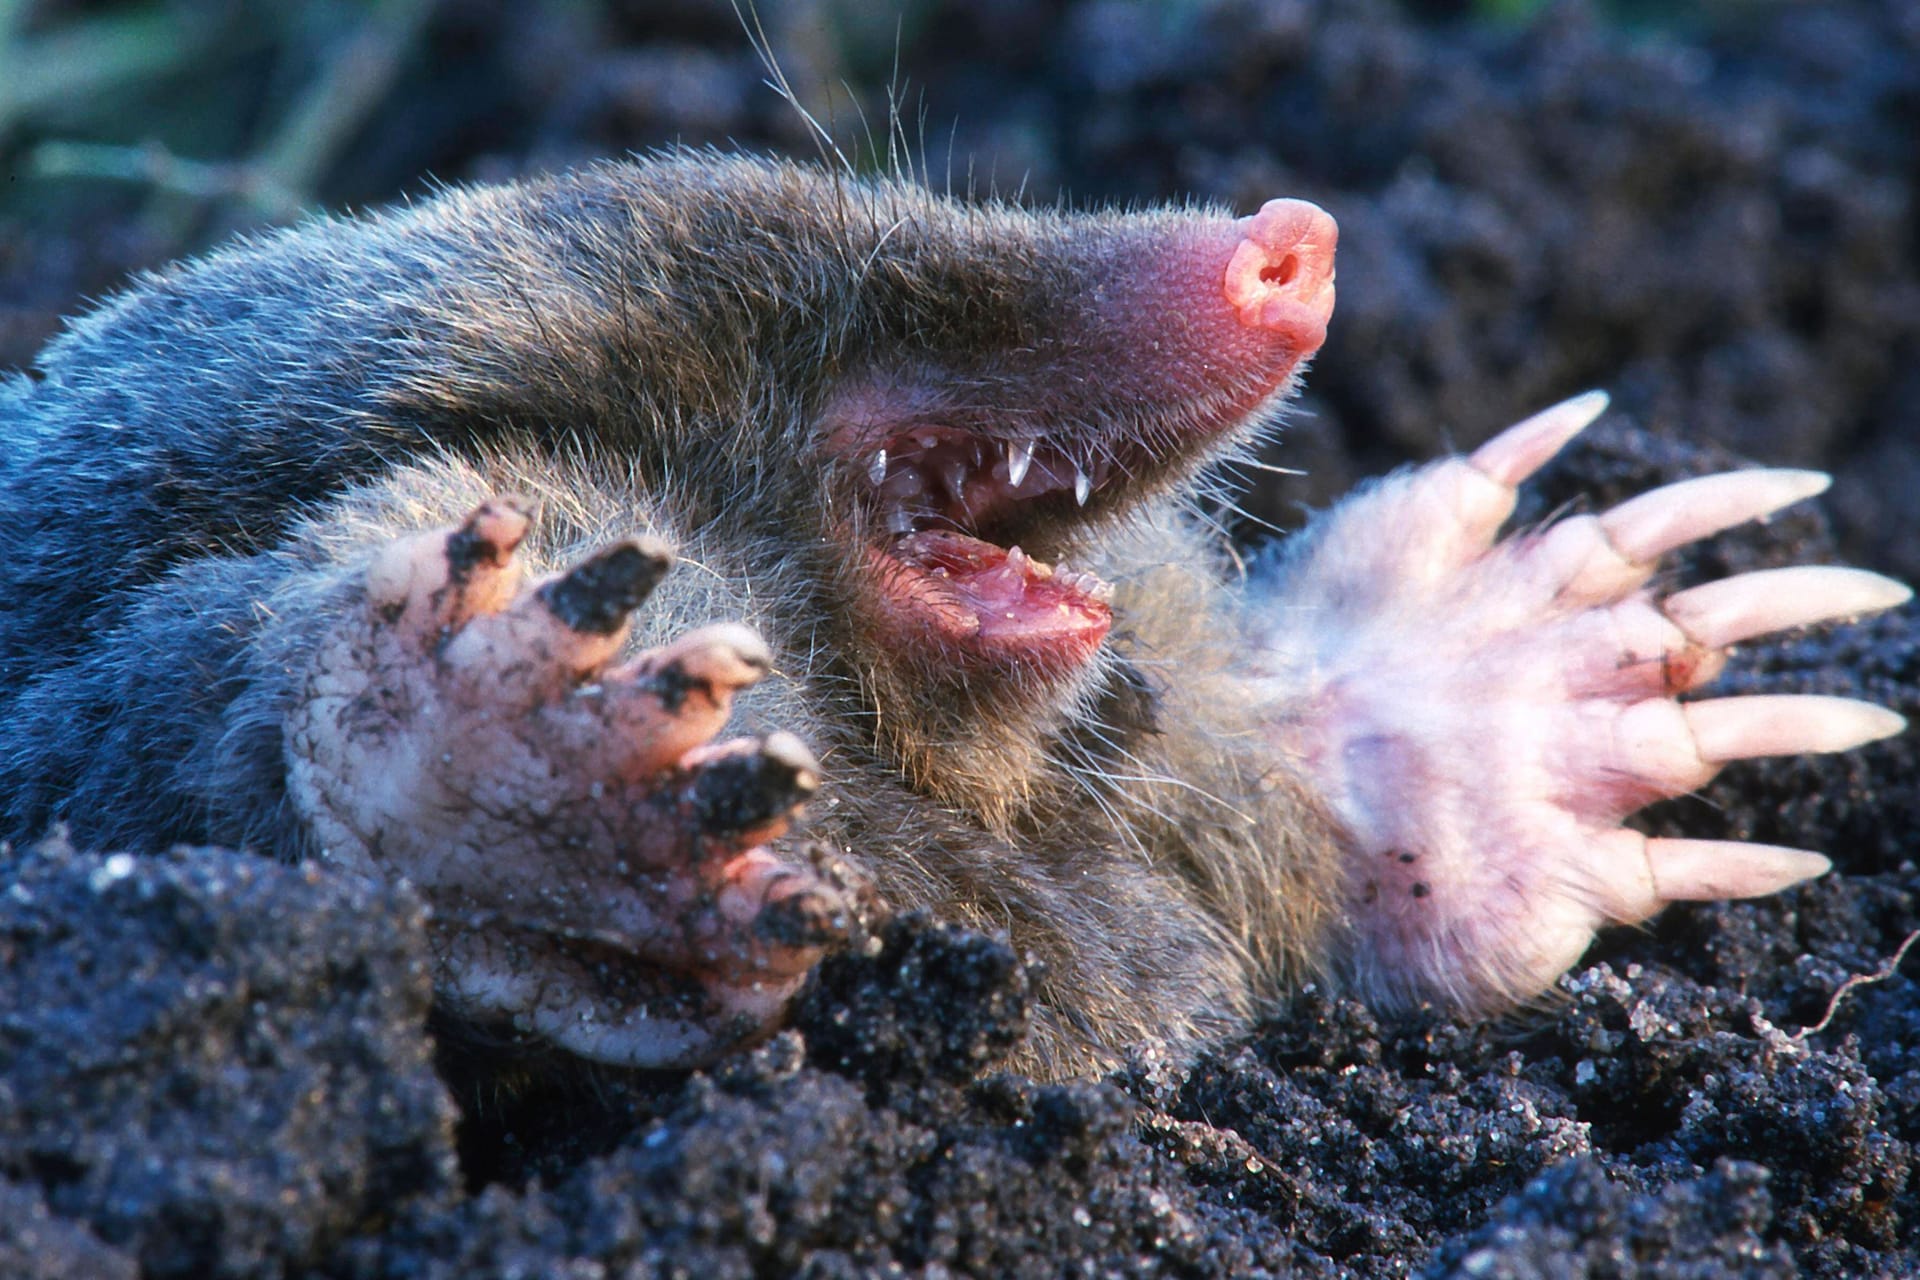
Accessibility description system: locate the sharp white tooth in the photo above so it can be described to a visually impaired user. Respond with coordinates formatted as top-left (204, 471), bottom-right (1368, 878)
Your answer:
top-left (884, 463), bottom-right (926, 498)
top-left (1073, 464), bottom-right (1092, 507)
top-left (940, 457), bottom-right (971, 498)
top-left (886, 507), bottom-right (917, 536)
top-left (867, 449), bottom-right (888, 485)
top-left (1006, 439), bottom-right (1034, 488)
top-left (1051, 565), bottom-right (1114, 601)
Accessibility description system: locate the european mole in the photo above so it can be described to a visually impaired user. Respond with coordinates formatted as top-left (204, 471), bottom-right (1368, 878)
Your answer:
top-left (0, 153), bottom-right (1908, 1078)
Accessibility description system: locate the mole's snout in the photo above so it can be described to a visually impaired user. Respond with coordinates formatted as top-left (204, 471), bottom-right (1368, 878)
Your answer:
top-left (1223, 198), bottom-right (1337, 353)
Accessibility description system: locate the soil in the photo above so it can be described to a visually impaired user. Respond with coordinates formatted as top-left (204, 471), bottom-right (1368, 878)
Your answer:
top-left (2, 0), bottom-right (1917, 1275)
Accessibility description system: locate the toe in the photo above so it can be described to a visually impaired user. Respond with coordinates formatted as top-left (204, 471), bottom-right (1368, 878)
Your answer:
top-left (628, 621), bottom-right (773, 717)
top-left (535, 539), bottom-right (673, 636)
top-left (1556, 596), bottom-right (1720, 699)
top-left (709, 848), bottom-right (853, 985)
top-left (584, 623), bottom-right (777, 778)
top-left (443, 537), bottom-right (673, 703)
top-left (1567, 568), bottom-right (1911, 700)
top-left (1605, 693), bottom-right (1905, 813)
top-left (1685, 694), bottom-right (1907, 762)
top-left (683, 731), bottom-right (823, 850)
top-left (638, 621), bottom-right (773, 691)
top-left (1592, 831), bottom-right (1832, 926)
top-left (365, 496), bottom-right (532, 640)
top-left (1502, 469), bottom-right (1839, 612)
top-left (1643, 837), bottom-right (1832, 906)
top-left (1437, 391), bottom-right (1614, 552)
top-left (1467, 390), bottom-right (1611, 488)
top-left (1600, 468), bottom-right (1830, 564)
top-left (1529, 514), bottom-right (1653, 604)
top-left (1664, 566), bottom-right (1912, 650)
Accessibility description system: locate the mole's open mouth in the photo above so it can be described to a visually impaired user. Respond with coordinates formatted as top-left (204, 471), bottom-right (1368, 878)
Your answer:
top-left (828, 196), bottom-right (1339, 673)
top-left (850, 424), bottom-right (1121, 671)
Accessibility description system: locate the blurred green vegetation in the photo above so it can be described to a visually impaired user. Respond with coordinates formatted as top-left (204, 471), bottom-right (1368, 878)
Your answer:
top-left (0, 0), bottom-right (1756, 211)
top-left (2, 0), bottom-right (441, 237)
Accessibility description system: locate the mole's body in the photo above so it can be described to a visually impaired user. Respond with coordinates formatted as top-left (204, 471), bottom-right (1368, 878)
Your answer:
top-left (0, 155), bottom-right (1906, 1077)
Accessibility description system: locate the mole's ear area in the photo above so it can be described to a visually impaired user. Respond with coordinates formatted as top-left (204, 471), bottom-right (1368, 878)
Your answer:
top-left (1240, 392), bottom-right (1912, 1014)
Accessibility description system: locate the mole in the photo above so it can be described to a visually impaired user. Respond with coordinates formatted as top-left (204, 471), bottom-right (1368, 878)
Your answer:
top-left (0, 153), bottom-right (1907, 1078)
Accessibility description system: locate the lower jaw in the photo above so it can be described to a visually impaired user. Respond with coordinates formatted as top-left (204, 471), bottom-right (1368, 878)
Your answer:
top-left (859, 529), bottom-right (1113, 677)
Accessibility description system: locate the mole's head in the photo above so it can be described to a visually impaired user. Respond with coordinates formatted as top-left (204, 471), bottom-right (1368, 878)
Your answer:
top-left (814, 187), bottom-right (1336, 677)
top-left (543, 156), bottom-right (1335, 809)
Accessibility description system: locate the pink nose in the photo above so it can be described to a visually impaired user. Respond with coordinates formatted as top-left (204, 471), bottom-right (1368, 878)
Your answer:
top-left (1223, 198), bottom-right (1338, 349)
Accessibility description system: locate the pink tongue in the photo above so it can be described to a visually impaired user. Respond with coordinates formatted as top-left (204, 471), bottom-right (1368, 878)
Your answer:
top-left (869, 531), bottom-right (1112, 667)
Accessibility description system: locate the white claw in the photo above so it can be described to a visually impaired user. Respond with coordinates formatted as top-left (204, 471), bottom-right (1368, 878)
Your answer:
top-left (1006, 439), bottom-right (1034, 488)
top-left (1073, 465), bottom-right (1092, 507)
top-left (867, 449), bottom-right (888, 486)
top-left (1601, 469), bottom-right (1831, 565)
top-left (1685, 694), bottom-right (1907, 763)
top-left (1468, 390), bottom-right (1611, 488)
top-left (1665, 567), bottom-right (1914, 650)
top-left (1646, 838), bottom-right (1832, 903)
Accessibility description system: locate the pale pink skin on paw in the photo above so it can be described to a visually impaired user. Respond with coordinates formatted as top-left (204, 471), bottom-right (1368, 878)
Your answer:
top-left (287, 498), bottom-right (850, 1067)
top-left (1245, 393), bottom-right (1911, 1012)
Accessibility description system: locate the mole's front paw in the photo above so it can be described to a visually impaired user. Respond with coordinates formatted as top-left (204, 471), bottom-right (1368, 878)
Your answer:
top-left (1247, 393), bottom-right (1910, 1013)
top-left (287, 499), bottom-right (851, 1067)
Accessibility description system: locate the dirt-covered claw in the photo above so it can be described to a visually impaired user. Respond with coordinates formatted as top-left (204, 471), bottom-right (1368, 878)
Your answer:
top-left (556, 625), bottom-right (769, 778)
top-left (687, 732), bottom-right (822, 848)
top-left (645, 621), bottom-right (774, 689)
top-left (287, 501), bottom-right (846, 1067)
top-left (708, 847), bottom-right (852, 986)
top-left (366, 495), bottom-right (532, 637)
top-left (440, 536), bottom-right (673, 705)
top-left (1243, 398), bottom-right (1911, 1015)
top-left (536, 539), bottom-right (673, 635)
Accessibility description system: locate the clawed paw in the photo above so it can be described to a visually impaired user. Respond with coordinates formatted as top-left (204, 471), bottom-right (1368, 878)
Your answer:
top-left (1247, 392), bottom-right (1911, 1012)
top-left (288, 498), bottom-right (853, 1066)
